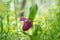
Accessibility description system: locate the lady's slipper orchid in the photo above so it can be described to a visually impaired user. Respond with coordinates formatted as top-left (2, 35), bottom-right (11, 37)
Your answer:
top-left (20, 18), bottom-right (32, 31)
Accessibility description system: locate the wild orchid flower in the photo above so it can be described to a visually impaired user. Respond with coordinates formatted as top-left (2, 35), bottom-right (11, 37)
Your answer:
top-left (20, 18), bottom-right (32, 31)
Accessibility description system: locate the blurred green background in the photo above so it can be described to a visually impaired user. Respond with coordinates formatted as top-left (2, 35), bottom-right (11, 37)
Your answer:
top-left (0, 0), bottom-right (60, 40)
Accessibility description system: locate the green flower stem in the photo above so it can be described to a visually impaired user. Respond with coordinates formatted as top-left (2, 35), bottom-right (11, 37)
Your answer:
top-left (14, 0), bottom-right (18, 35)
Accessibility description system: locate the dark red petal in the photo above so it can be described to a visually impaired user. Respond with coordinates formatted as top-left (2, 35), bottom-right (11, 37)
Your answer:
top-left (20, 18), bottom-right (32, 31)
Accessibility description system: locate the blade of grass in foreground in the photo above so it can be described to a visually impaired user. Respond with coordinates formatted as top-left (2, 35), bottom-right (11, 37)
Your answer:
top-left (7, 14), bottom-right (9, 32)
top-left (6, 0), bottom-right (12, 33)
top-left (0, 17), bottom-right (3, 33)
top-left (14, 0), bottom-right (18, 36)
top-left (6, 0), bottom-right (12, 39)
top-left (0, 16), bottom-right (3, 39)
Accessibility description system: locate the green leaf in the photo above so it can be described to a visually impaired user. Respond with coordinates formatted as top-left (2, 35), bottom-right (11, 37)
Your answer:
top-left (29, 4), bottom-right (38, 22)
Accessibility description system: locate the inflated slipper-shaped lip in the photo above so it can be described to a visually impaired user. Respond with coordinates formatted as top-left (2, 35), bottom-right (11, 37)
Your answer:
top-left (20, 18), bottom-right (32, 31)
